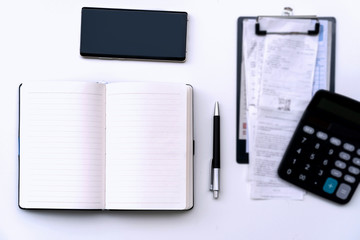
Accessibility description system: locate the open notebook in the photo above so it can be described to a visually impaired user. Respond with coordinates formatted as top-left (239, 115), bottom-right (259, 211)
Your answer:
top-left (18, 81), bottom-right (194, 210)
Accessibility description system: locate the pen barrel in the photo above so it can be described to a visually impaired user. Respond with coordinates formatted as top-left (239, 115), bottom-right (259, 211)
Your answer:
top-left (213, 116), bottom-right (220, 168)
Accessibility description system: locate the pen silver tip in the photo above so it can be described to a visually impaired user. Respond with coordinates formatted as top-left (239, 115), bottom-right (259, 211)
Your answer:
top-left (213, 190), bottom-right (219, 199)
top-left (214, 102), bottom-right (219, 116)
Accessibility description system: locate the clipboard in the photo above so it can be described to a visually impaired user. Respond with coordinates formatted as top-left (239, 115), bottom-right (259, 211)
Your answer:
top-left (236, 14), bottom-right (336, 164)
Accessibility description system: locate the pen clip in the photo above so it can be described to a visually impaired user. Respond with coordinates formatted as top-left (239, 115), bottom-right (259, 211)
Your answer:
top-left (210, 159), bottom-right (214, 191)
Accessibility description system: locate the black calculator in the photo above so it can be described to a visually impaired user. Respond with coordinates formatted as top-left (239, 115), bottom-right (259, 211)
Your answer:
top-left (278, 90), bottom-right (360, 204)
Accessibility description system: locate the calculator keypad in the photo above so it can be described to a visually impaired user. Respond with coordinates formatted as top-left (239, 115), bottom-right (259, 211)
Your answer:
top-left (278, 124), bottom-right (360, 204)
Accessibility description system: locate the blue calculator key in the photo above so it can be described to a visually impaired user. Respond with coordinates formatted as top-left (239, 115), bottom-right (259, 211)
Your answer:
top-left (323, 177), bottom-right (338, 194)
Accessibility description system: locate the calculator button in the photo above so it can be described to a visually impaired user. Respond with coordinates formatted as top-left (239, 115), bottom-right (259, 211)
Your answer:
top-left (357, 149), bottom-right (360, 156)
top-left (331, 169), bottom-right (342, 178)
top-left (335, 160), bottom-right (347, 169)
top-left (330, 137), bottom-right (341, 146)
top-left (328, 149), bottom-right (334, 155)
top-left (336, 183), bottom-right (352, 200)
top-left (322, 159), bottom-right (329, 166)
top-left (303, 125), bottom-right (315, 134)
top-left (323, 177), bottom-right (338, 194)
top-left (339, 152), bottom-right (351, 161)
top-left (344, 174), bottom-right (356, 184)
top-left (299, 174), bottom-right (307, 181)
top-left (348, 166), bottom-right (360, 175)
top-left (316, 131), bottom-right (328, 140)
top-left (353, 157), bottom-right (360, 166)
top-left (343, 143), bottom-right (355, 152)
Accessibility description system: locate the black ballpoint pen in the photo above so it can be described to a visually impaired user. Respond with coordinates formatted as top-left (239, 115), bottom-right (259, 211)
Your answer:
top-left (210, 102), bottom-right (220, 199)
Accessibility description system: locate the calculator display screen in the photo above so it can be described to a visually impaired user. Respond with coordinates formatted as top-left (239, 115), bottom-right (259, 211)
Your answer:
top-left (317, 98), bottom-right (360, 125)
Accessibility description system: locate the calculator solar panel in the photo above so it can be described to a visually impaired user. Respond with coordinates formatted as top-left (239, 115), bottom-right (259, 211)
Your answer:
top-left (278, 90), bottom-right (360, 204)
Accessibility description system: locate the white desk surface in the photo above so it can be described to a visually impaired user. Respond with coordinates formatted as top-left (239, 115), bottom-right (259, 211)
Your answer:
top-left (1, 0), bottom-right (360, 239)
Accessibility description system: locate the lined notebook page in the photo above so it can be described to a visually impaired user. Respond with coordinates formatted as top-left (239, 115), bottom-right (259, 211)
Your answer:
top-left (105, 82), bottom-right (189, 210)
top-left (19, 82), bottom-right (106, 209)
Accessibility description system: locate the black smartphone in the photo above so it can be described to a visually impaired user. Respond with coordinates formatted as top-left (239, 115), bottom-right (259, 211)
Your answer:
top-left (80, 7), bottom-right (188, 62)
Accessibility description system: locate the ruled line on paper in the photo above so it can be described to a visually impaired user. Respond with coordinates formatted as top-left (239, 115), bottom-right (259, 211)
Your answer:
top-left (20, 82), bottom-right (106, 209)
top-left (104, 83), bottom-right (187, 209)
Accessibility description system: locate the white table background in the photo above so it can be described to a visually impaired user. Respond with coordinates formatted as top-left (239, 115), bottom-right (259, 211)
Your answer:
top-left (1, 0), bottom-right (360, 239)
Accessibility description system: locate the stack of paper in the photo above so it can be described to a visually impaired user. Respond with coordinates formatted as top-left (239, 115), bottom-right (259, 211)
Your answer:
top-left (242, 18), bottom-right (329, 199)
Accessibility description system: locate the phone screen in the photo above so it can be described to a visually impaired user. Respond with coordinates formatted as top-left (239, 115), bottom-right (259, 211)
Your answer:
top-left (80, 7), bottom-right (188, 61)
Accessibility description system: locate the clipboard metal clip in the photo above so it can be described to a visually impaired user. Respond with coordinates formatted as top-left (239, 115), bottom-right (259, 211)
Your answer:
top-left (255, 7), bottom-right (320, 36)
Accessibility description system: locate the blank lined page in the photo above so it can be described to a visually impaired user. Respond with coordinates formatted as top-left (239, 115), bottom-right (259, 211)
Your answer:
top-left (105, 82), bottom-right (188, 210)
top-left (19, 82), bottom-right (106, 209)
